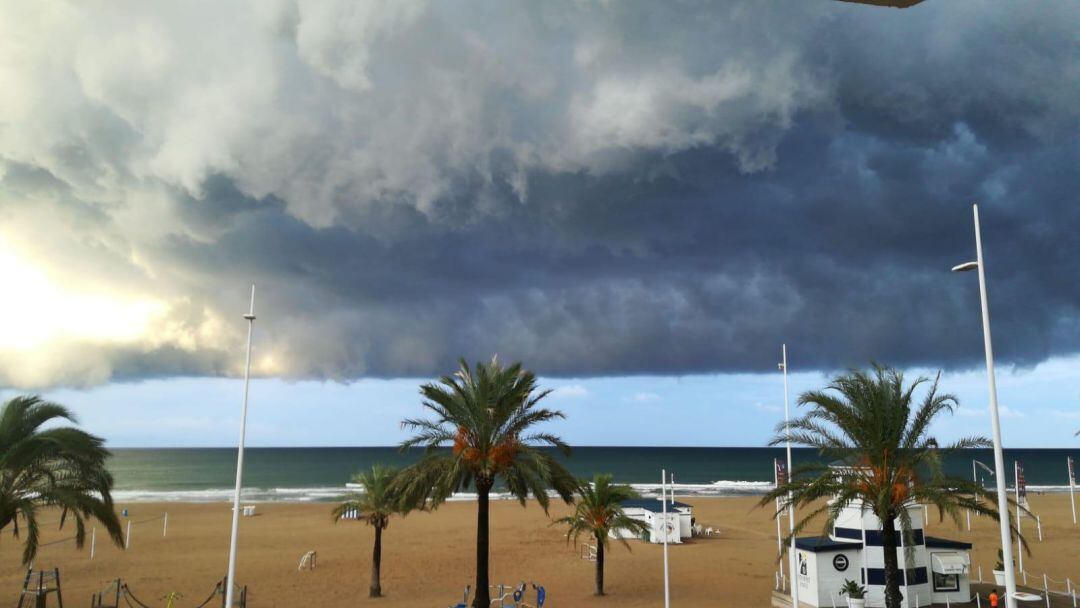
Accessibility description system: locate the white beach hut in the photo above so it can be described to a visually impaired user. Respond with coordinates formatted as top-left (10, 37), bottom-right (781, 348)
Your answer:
top-left (781, 498), bottom-right (972, 608)
top-left (616, 499), bottom-right (693, 544)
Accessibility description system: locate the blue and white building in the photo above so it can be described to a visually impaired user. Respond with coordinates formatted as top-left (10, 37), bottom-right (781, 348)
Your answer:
top-left (789, 499), bottom-right (972, 607)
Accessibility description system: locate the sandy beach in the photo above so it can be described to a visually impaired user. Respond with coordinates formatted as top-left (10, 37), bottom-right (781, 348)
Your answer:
top-left (4, 494), bottom-right (1077, 607)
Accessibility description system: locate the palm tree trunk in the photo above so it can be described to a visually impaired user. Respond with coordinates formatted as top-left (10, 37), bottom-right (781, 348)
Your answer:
top-left (473, 480), bottom-right (492, 608)
top-left (594, 535), bottom-right (605, 596)
top-left (881, 515), bottom-right (903, 608)
top-left (370, 524), bottom-right (383, 598)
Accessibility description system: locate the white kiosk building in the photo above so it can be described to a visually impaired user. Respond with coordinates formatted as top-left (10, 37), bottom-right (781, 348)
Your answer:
top-left (788, 499), bottom-right (972, 608)
top-left (616, 498), bottom-right (694, 544)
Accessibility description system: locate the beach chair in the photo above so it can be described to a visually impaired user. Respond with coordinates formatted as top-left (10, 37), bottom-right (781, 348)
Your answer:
top-left (448, 585), bottom-right (470, 608)
top-left (297, 550), bottom-right (317, 571)
top-left (490, 583), bottom-right (521, 607)
top-left (519, 583), bottom-right (546, 608)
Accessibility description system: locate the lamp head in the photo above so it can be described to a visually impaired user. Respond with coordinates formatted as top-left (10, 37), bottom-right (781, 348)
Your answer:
top-left (951, 261), bottom-right (979, 273)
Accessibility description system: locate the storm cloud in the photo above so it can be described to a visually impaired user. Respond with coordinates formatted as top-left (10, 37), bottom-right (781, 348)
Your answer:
top-left (0, 0), bottom-right (1078, 388)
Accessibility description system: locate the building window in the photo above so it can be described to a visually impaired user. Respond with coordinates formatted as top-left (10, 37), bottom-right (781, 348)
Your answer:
top-left (933, 572), bottom-right (959, 592)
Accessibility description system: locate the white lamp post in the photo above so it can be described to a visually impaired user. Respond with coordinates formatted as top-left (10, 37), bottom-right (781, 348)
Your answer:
top-left (780, 344), bottom-right (799, 608)
top-left (661, 469), bottom-right (670, 608)
top-left (952, 203), bottom-right (1017, 608)
top-left (225, 286), bottom-right (257, 608)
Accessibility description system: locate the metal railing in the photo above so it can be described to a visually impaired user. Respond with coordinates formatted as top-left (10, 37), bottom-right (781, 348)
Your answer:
top-left (975, 564), bottom-right (1078, 608)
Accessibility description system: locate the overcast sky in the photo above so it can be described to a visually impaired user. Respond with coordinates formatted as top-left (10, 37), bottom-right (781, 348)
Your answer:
top-left (0, 1), bottom-right (1077, 446)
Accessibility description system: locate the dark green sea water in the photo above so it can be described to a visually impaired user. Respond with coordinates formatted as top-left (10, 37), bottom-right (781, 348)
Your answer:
top-left (106, 447), bottom-right (1079, 502)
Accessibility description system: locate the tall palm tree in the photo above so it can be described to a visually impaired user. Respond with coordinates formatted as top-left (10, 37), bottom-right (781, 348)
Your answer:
top-left (333, 464), bottom-right (415, 598)
top-left (0, 395), bottom-right (125, 564)
top-left (553, 474), bottom-right (649, 596)
top-left (394, 357), bottom-right (576, 607)
top-left (761, 365), bottom-right (1026, 608)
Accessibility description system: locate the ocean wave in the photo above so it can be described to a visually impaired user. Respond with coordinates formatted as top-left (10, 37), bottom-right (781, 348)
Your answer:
top-left (111, 480), bottom-right (779, 503)
top-left (111, 487), bottom-right (353, 503)
top-left (109, 481), bottom-right (1076, 503)
top-left (112, 487), bottom-right (557, 503)
top-left (1023, 485), bottom-right (1074, 493)
top-left (630, 481), bottom-right (776, 498)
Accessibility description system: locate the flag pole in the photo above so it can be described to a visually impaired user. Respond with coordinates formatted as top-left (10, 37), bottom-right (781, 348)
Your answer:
top-left (782, 344), bottom-right (799, 608)
top-left (225, 285), bottom-right (256, 608)
top-left (1068, 456), bottom-right (1076, 525)
top-left (775, 459), bottom-right (784, 582)
top-left (968, 459), bottom-right (976, 531)
top-left (1014, 461), bottom-right (1023, 579)
top-left (662, 469), bottom-right (670, 608)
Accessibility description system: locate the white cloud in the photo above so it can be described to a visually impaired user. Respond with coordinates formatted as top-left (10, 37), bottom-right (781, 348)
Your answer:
top-left (959, 405), bottom-right (1026, 419)
top-left (550, 384), bottom-right (589, 399)
top-left (754, 402), bottom-right (783, 413)
top-left (627, 392), bottom-right (660, 402)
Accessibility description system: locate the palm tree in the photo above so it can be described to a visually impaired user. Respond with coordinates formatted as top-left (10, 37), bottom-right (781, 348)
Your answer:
top-left (0, 395), bottom-right (125, 564)
top-left (394, 357), bottom-right (576, 607)
top-left (761, 365), bottom-right (1026, 608)
top-left (333, 464), bottom-right (415, 598)
top-left (554, 474), bottom-right (649, 596)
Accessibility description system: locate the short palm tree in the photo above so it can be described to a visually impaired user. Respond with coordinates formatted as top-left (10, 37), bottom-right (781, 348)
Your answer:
top-left (394, 357), bottom-right (576, 607)
top-left (333, 464), bottom-right (415, 598)
top-left (554, 474), bottom-right (649, 596)
top-left (0, 395), bottom-right (125, 564)
top-left (761, 365), bottom-right (1026, 608)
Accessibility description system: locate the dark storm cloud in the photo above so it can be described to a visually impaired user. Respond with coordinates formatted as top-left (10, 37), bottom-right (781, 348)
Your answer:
top-left (0, 0), bottom-right (1077, 387)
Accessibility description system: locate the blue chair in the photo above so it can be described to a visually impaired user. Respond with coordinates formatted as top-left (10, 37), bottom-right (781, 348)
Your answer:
top-left (520, 583), bottom-right (545, 608)
top-left (448, 585), bottom-right (470, 608)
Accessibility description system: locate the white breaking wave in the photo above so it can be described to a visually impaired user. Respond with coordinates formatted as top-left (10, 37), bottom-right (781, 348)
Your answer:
top-left (112, 487), bottom-right (554, 503)
top-left (111, 487), bottom-right (353, 503)
top-left (630, 481), bottom-right (775, 498)
top-left (1023, 485), bottom-right (1074, 493)
top-left (110, 481), bottom-right (1075, 503)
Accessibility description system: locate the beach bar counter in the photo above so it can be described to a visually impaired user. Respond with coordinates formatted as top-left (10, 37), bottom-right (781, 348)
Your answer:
top-left (782, 500), bottom-right (972, 608)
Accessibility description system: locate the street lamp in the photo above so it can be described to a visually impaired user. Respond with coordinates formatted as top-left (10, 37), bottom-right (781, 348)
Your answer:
top-left (952, 204), bottom-right (1018, 608)
top-left (225, 286), bottom-right (257, 608)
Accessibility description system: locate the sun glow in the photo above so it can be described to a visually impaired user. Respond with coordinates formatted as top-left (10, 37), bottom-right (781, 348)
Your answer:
top-left (0, 241), bottom-right (166, 350)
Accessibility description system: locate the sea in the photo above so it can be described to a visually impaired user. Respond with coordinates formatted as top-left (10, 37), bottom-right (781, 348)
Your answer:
top-left (107, 447), bottom-right (1079, 503)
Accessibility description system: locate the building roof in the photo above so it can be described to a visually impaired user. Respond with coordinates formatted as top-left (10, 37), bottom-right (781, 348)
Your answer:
top-left (925, 536), bottom-right (972, 550)
top-left (620, 499), bottom-right (692, 513)
top-left (795, 536), bottom-right (862, 552)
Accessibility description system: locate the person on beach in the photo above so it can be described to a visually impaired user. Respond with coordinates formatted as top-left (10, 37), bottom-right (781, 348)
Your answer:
top-left (989, 589), bottom-right (1000, 608)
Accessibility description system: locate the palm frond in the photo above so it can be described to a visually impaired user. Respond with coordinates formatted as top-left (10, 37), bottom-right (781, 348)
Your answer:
top-left (0, 396), bottom-right (123, 565)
